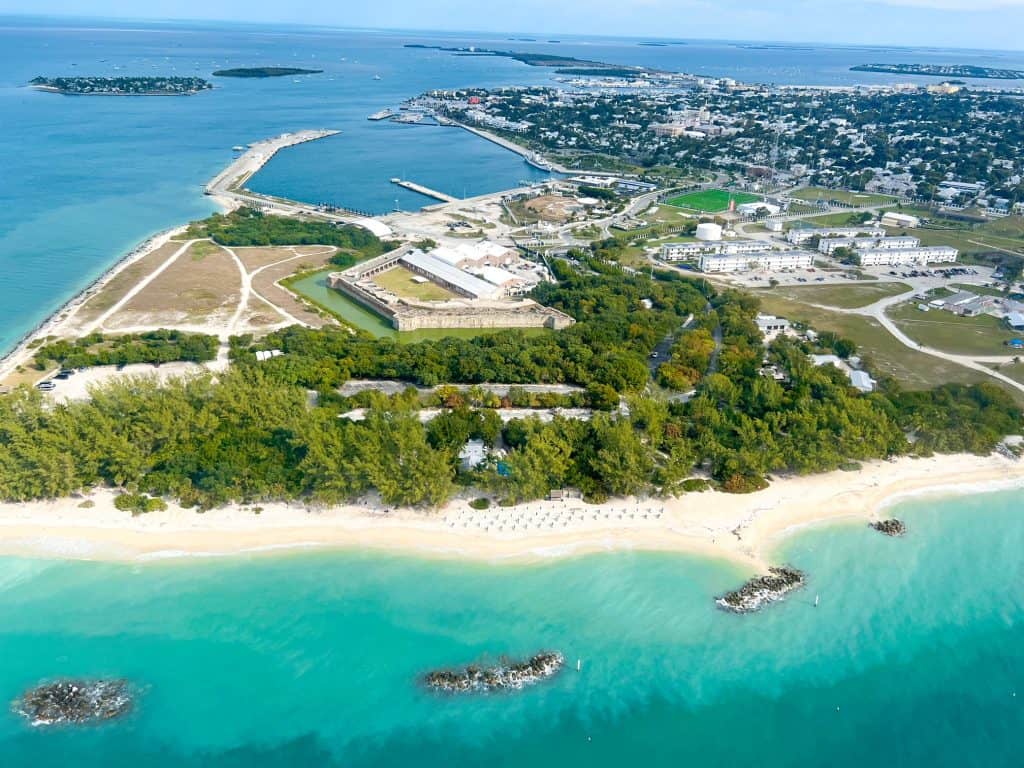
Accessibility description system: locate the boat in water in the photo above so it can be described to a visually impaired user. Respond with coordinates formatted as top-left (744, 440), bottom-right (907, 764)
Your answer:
top-left (231, 145), bottom-right (245, 152)
top-left (526, 153), bottom-right (555, 172)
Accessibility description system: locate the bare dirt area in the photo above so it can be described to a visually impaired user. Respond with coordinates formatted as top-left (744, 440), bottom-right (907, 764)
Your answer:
top-left (250, 250), bottom-right (340, 329)
top-left (105, 242), bottom-right (241, 330)
top-left (523, 194), bottom-right (579, 222)
top-left (233, 245), bottom-right (337, 272)
top-left (74, 242), bottom-right (186, 325)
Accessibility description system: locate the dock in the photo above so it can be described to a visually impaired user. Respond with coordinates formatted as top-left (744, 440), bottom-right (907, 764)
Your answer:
top-left (390, 177), bottom-right (458, 203)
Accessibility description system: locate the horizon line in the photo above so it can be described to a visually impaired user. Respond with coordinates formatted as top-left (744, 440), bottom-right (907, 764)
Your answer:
top-left (2, 11), bottom-right (1024, 56)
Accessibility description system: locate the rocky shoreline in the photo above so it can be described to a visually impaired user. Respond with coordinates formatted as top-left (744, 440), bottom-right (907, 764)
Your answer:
top-left (423, 652), bottom-right (564, 693)
top-left (870, 518), bottom-right (907, 537)
top-left (716, 567), bottom-right (806, 613)
top-left (14, 679), bottom-right (133, 726)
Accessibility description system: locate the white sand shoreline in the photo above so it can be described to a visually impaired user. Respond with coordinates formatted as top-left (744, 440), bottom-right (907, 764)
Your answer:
top-left (0, 225), bottom-right (189, 381)
top-left (0, 453), bottom-right (1019, 571)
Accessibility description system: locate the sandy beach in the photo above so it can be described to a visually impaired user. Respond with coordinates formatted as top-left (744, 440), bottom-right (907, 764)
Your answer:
top-left (0, 225), bottom-right (189, 383)
top-left (0, 452), bottom-right (1019, 569)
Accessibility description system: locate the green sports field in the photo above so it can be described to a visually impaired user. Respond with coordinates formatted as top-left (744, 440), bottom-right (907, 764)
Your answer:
top-left (665, 189), bottom-right (761, 212)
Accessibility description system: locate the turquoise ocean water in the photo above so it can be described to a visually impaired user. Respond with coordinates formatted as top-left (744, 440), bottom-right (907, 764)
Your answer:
top-left (4, 18), bottom-right (1024, 764)
top-left (1, 488), bottom-right (1022, 766)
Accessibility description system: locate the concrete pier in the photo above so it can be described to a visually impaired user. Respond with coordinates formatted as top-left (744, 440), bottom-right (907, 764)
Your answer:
top-left (390, 178), bottom-right (458, 203)
top-left (205, 129), bottom-right (340, 201)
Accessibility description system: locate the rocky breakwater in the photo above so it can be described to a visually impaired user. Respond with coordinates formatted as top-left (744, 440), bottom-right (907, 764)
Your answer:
top-left (14, 679), bottom-right (133, 726)
top-left (423, 652), bottom-right (564, 693)
top-left (870, 518), bottom-right (907, 537)
top-left (716, 567), bottom-right (806, 613)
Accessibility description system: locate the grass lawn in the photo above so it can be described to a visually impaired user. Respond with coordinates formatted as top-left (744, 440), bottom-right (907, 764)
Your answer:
top-left (766, 281), bottom-right (912, 309)
top-left (790, 187), bottom-right (896, 207)
top-left (374, 266), bottom-right (457, 302)
top-left (755, 293), bottom-right (999, 392)
top-left (887, 302), bottom-right (1022, 356)
top-left (990, 362), bottom-right (1024, 384)
top-left (666, 189), bottom-right (759, 213)
top-left (950, 282), bottom-right (1023, 300)
top-left (800, 211), bottom-right (878, 228)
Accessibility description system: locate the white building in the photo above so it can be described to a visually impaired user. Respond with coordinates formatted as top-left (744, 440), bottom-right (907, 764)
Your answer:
top-left (755, 314), bottom-right (790, 340)
top-left (855, 246), bottom-right (958, 266)
top-left (881, 212), bottom-right (921, 229)
top-left (661, 239), bottom-right (771, 262)
top-left (401, 250), bottom-right (505, 300)
top-left (471, 265), bottom-right (530, 296)
top-left (817, 236), bottom-right (920, 255)
top-left (429, 242), bottom-right (518, 269)
top-left (786, 226), bottom-right (883, 245)
top-left (737, 201), bottom-right (781, 217)
top-left (699, 251), bottom-right (815, 273)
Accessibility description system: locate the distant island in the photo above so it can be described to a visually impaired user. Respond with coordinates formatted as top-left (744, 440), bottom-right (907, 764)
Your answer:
top-left (404, 44), bottom-right (648, 78)
top-left (212, 67), bottom-right (324, 78)
top-left (30, 76), bottom-right (212, 95)
top-left (851, 64), bottom-right (1024, 80)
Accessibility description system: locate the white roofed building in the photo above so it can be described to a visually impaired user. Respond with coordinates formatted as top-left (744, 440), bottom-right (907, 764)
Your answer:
top-left (699, 251), bottom-right (815, 273)
top-left (855, 246), bottom-right (958, 266)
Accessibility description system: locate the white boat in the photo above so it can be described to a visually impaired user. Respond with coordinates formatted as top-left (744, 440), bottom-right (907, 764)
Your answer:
top-left (373, 74), bottom-right (382, 80)
top-left (231, 145), bottom-right (245, 152)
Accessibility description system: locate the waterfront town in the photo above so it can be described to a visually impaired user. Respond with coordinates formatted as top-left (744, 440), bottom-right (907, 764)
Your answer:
top-left (3, 50), bottom-right (1024, 548)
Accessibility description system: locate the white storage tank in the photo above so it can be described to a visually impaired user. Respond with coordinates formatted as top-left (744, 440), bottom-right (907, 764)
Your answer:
top-left (696, 222), bottom-right (723, 241)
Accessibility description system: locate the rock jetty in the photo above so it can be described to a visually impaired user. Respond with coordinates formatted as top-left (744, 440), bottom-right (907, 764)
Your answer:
top-left (716, 567), bottom-right (806, 613)
top-left (870, 518), bottom-right (907, 537)
top-left (423, 652), bottom-right (564, 693)
top-left (15, 679), bottom-right (133, 726)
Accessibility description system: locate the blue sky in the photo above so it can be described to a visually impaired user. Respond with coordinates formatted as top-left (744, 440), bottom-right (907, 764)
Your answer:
top-left (3, 0), bottom-right (1024, 50)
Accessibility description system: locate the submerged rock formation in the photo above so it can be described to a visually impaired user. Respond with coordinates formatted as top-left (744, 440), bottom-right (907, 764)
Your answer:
top-left (870, 518), bottom-right (907, 537)
top-left (716, 567), bottom-right (806, 613)
top-left (423, 652), bottom-right (564, 693)
top-left (15, 679), bottom-right (133, 726)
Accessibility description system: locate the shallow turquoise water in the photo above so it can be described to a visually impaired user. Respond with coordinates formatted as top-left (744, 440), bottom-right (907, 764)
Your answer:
top-left (0, 488), bottom-right (1022, 766)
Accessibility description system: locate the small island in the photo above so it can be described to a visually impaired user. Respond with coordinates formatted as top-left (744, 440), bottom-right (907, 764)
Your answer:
top-left (15, 679), bottom-right (134, 726)
top-left (211, 67), bottom-right (323, 78)
top-left (851, 64), bottom-right (1024, 80)
top-left (30, 76), bottom-right (212, 95)
top-left (423, 652), bottom-right (564, 693)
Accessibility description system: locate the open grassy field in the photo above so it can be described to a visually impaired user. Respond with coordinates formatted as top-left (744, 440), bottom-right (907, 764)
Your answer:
top-left (799, 211), bottom-right (878, 228)
top-left (374, 266), bottom-right (458, 301)
top-left (790, 187), bottom-right (896, 207)
top-left (911, 220), bottom-right (1024, 259)
top-left (756, 293), bottom-right (1001, 393)
top-left (766, 281), bottom-right (912, 309)
top-left (990, 361), bottom-right (1024, 384)
top-left (886, 302), bottom-right (1021, 356)
top-left (665, 189), bottom-right (759, 212)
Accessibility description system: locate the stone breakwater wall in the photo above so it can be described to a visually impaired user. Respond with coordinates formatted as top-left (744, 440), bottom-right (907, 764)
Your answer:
top-left (423, 652), bottom-right (565, 693)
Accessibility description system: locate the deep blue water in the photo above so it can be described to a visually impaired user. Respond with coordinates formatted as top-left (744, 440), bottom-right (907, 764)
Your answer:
top-left (0, 488), bottom-right (1022, 766)
top-left (4, 16), bottom-right (1024, 355)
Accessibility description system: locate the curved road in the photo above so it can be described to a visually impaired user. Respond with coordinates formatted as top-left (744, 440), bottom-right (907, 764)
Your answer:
top-left (813, 289), bottom-right (1024, 395)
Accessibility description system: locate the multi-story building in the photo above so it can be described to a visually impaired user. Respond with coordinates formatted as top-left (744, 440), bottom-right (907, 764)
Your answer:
top-left (661, 239), bottom-right (772, 261)
top-left (855, 246), bottom-right (958, 266)
top-left (817, 236), bottom-right (920, 255)
top-left (698, 251), bottom-right (815, 273)
top-left (785, 226), bottom-right (883, 245)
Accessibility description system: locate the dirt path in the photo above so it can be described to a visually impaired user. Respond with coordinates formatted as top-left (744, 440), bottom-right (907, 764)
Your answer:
top-left (86, 239), bottom-right (201, 333)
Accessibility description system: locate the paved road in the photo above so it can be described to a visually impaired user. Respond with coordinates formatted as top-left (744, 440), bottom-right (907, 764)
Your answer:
top-left (811, 289), bottom-right (1024, 395)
